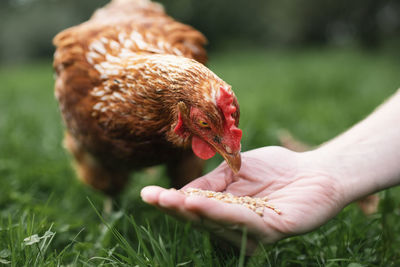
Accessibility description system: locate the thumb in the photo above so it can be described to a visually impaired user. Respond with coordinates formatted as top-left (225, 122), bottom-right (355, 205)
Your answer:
top-left (182, 161), bottom-right (234, 192)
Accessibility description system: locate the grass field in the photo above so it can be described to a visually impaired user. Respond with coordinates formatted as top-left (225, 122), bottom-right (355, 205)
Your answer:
top-left (1, 47), bottom-right (400, 266)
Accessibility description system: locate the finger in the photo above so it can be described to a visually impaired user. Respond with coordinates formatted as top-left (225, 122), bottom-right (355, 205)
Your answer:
top-left (182, 163), bottom-right (234, 191)
top-left (155, 190), bottom-right (261, 247)
top-left (184, 195), bottom-right (284, 243)
top-left (157, 189), bottom-right (201, 221)
top-left (141, 186), bottom-right (202, 221)
top-left (184, 196), bottom-right (261, 230)
top-left (140, 185), bottom-right (166, 205)
top-left (142, 187), bottom-right (272, 248)
top-left (158, 189), bottom-right (186, 208)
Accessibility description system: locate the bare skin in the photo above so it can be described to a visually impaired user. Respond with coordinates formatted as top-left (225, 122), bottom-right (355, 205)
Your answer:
top-left (141, 89), bottom-right (400, 248)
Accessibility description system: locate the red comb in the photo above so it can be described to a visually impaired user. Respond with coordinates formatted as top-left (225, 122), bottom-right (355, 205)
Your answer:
top-left (216, 87), bottom-right (242, 151)
top-left (217, 87), bottom-right (236, 128)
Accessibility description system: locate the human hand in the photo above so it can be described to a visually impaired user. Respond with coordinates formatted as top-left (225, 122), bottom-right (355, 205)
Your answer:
top-left (141, 146), bottom-right (347, 248)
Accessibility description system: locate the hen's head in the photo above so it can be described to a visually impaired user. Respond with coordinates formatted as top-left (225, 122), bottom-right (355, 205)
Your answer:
top-left (160, 58), bottom-right (242, 172)
top-left (173, 86), bottom-right (242, 172)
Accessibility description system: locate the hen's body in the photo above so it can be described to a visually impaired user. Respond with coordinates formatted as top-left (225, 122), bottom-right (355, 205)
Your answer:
top-left (54, 0), bottom-right (241, 195)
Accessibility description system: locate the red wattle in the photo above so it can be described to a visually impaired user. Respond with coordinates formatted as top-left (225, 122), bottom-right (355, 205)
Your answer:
top-left (191, 135), bottom-right (216, 160)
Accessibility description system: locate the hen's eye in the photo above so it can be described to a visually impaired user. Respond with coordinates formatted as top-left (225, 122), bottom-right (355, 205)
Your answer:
top-left (198, 120), bottom-right (209, 128)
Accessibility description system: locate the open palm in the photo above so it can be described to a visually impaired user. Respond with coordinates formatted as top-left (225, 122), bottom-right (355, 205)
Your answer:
top-left (141, 146), bottom-right (346, 248)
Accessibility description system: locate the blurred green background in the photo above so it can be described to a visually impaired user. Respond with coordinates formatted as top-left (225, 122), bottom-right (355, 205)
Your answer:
top-left (1, 0), bottom-right (400, 265)
top-left (1, 0), bottom-right (400, 64)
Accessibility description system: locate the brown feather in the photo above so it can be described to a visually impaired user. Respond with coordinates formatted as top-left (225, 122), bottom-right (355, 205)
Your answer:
top-left (53, 0), bottom-right (239, 194)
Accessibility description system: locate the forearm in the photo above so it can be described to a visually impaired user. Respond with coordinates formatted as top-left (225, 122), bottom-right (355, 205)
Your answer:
top-left (309, 89), bottom-right (400, 204)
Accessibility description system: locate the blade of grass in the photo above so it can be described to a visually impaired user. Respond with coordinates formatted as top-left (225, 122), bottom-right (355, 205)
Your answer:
top-left (238, 227), bottom-right (247, 267)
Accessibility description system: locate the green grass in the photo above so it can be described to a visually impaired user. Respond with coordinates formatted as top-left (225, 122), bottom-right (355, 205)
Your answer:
top-left (1, 47), bottom-right (400, 266)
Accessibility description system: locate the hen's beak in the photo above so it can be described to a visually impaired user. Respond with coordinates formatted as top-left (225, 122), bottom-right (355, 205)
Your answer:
top-left (214, 146), bottom-right (241, 173)
top-left (223, 151), bottom-right (241, 173)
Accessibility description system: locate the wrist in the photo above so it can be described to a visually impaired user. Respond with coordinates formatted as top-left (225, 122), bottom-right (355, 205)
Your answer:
top-left (303, 146), bottom-right (379, 206)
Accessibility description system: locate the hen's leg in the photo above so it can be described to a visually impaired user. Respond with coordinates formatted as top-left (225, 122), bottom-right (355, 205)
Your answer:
top-left (63, 131), bottom-right (129, 196)
top-left (167, 150), bottom-right (205, 189)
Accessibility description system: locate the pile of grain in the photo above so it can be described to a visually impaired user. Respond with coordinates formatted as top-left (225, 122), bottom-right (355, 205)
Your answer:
top-left (180, 188), bottom-right (281, 217)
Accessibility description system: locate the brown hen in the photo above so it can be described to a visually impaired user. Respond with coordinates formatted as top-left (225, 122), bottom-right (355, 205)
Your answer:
top-left (53, 0), bottom-right (242, 195)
